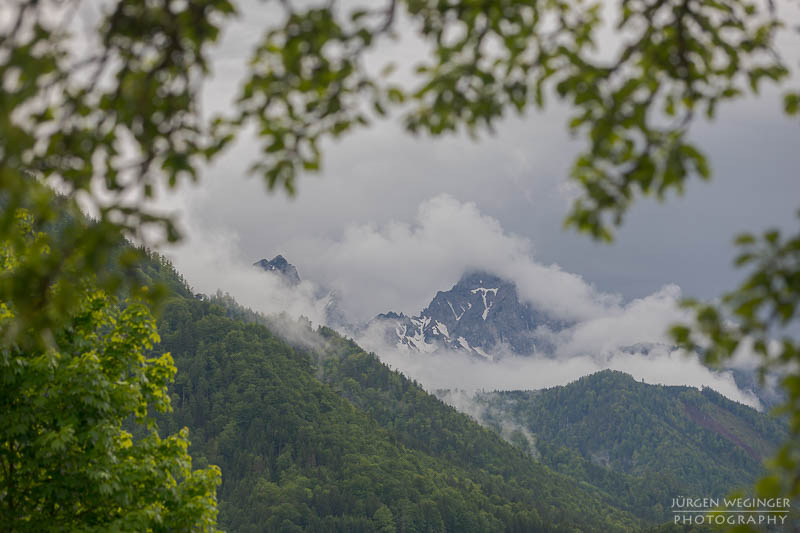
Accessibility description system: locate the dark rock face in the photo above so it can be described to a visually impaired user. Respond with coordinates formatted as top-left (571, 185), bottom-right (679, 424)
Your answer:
top-left (372, 271), bottom-right (567, 358)
top-left (253, 255), bottom-right (301, 286)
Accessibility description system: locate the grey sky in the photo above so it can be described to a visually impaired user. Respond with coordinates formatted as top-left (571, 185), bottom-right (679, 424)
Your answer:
top-left (168, 0), bottom-right (800, 310)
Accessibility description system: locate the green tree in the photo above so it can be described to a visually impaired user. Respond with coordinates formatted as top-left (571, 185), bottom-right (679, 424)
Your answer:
top-left (0, 213), bottom-right (220, 531)
top-left (1, 0), bottom-right (798, 526)
top-left (373, 503), bottom-right (397, 533)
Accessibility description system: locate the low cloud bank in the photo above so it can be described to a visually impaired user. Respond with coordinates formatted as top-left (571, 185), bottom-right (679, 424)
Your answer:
top-left (354, 331), bottom-right (763, 410)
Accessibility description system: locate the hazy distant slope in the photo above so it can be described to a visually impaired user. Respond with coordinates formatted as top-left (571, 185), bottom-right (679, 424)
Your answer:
top-left (458, 371), bottom-right (785, 519)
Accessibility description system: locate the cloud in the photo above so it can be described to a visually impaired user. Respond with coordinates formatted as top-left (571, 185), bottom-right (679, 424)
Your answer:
top-left (164, 222), bottom-right (332, 327)
top-left (124, 0), bottom-right (796, 420)
top-left (288, 194), bottom-right (620, 322)
top-left (359, 339), bottom-right (762, 410)
top-left (300, 194), bottom-right (763, 408)
top-left (175, 0), bottom-right (800, 321)
top-left (551, 284), bottom-right (688, 358)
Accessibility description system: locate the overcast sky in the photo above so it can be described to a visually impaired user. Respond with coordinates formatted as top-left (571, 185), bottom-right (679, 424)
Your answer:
top-left (147, 0), bottom-right (800, 403)
top-left (160, 0), bottom-right (800, 313)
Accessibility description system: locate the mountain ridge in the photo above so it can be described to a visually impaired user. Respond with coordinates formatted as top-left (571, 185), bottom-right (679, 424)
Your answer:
top-left (154, 290), bottom-right (641, 531)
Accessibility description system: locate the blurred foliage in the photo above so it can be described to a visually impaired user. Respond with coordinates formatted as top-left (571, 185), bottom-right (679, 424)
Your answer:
top-left (670, 217), bottom-right (800, 528)
top-left (0, 214), bottom-right (220, 531)
top-left (0, 0), bottom-right (237, 349)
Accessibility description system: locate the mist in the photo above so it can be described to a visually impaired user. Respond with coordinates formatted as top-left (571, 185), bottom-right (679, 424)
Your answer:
top-left (164, 224), bottom-right (333, 327)
top-left (354, 328), bottom-right (763, 410)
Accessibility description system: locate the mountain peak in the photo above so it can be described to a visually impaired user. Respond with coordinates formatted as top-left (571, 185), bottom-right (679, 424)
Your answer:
top-left (373, 270), bottom-right (567, 358)
top-left (254, 255), bottom-right (301, 286)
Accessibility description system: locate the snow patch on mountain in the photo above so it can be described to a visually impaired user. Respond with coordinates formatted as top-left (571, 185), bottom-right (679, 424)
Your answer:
top-left (470, 287), bottom-right (498, 320)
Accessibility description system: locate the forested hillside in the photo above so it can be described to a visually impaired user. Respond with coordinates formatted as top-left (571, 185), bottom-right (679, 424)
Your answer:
top-left (456, 372), bottom-right (785, 521)
top-left (130, 255), bottom-right (785, 531)
top-left (151, 293), bottom-right (639, 532)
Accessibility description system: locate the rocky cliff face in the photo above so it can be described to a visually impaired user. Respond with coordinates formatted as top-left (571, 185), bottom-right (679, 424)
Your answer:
top-left (372, 271), bottom-right (566, 358)
top-left (254, 255), bottom-right (301, 286)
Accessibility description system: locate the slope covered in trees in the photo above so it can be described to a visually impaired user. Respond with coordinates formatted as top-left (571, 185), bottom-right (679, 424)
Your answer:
top-left (458, 371), bottom-right (785, 521)
top-left (151, 292), bottom-right (640, 532)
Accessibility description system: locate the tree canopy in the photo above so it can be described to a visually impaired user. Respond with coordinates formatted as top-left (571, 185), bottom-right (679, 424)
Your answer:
top-left (0, 214), bottom-right (220, 531)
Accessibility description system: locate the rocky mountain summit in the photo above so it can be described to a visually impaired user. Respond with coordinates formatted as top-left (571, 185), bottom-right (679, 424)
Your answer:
top-left (253, 255), bottom-right (301, 286)
top-left (253, 255), bottom-right (350, 328)
top-left (372, 271), bottom-right (566, 358)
